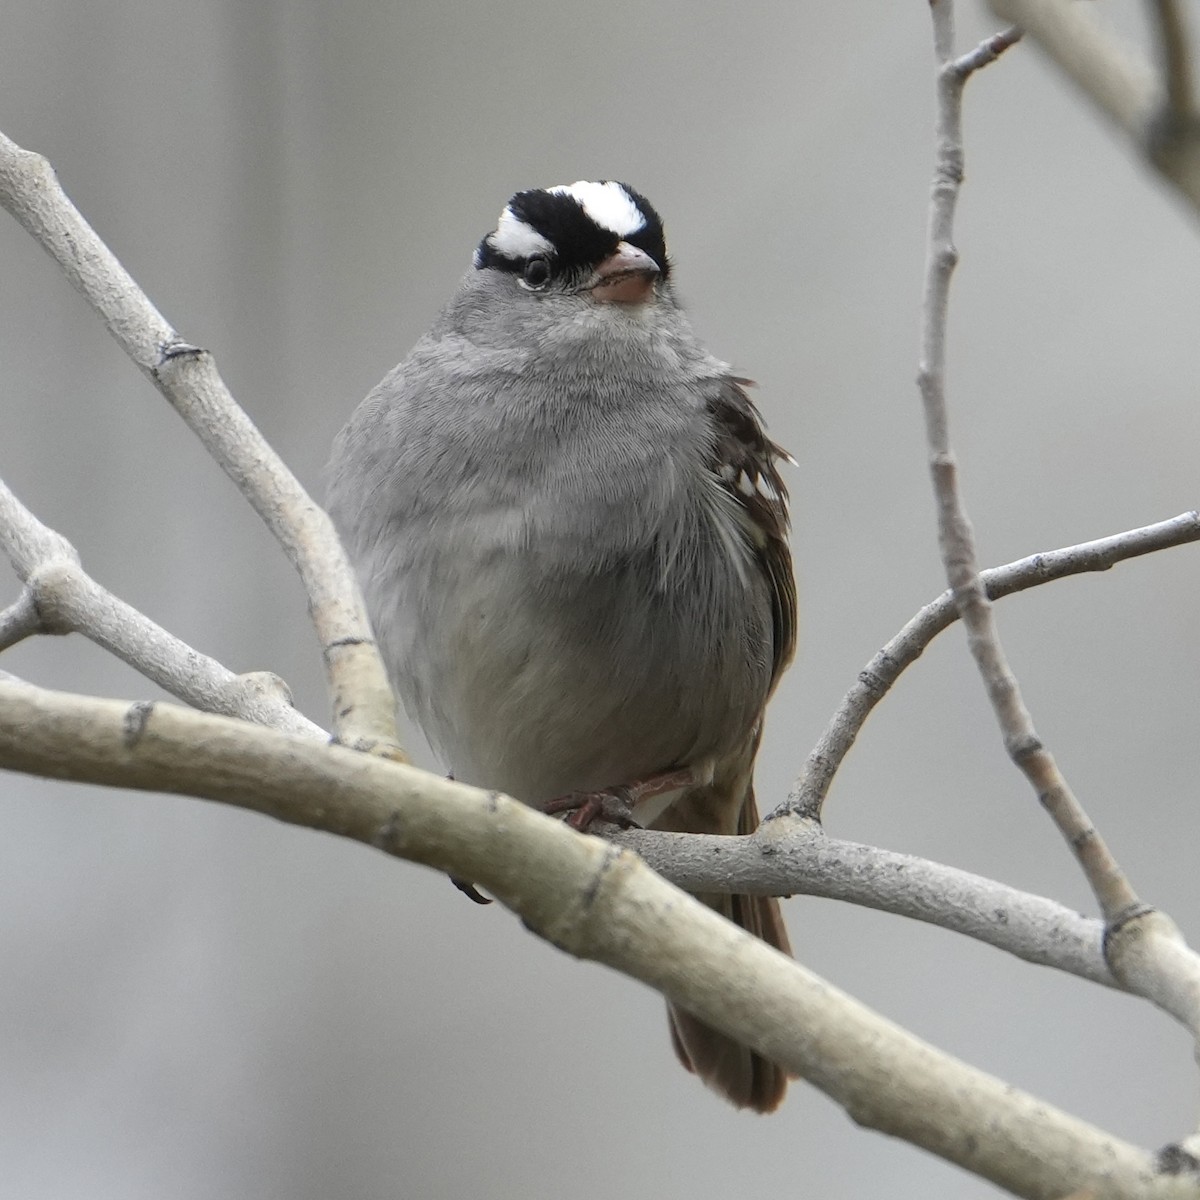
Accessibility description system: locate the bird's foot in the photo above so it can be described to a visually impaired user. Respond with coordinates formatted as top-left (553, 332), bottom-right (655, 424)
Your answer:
top-left (542, 765), bottom-right (699, 832)
top-left (543, 786), bottom-right (641, 831)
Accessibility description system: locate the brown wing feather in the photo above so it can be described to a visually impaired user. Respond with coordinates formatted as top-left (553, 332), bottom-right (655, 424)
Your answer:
top-left (705, 377), bottom-right (797, 691)
top-left (654, 378), bottom-right (797, 1112)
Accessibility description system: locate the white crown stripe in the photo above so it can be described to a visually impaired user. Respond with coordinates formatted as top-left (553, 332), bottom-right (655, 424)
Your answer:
top-left (550, 180), bottom-right (645, 238)
top-left (488, 207), bottom-right (555, 260)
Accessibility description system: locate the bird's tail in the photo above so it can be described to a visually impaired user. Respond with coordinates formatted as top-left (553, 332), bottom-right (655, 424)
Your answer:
top-left (653, 764), bottom-right (792, 1113)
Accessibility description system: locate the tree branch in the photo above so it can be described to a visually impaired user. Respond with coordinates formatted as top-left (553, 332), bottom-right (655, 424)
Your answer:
top-left (0, 476), bottom-right (324, 738)
top-left (618, 823), bottom-right (1114, 987)
top-left (4, 445), bottom-right (1124, 991)
top-left (988, 0), bottom-right (1200, 216)
top-left (0, 674), bottom-right (1189, 1200)
top-left (0, 130), bottom-right (399, 756)
top-left (0, 471), bottom-right (1125, 993)
top-left (2, 24), bottom-right (1197, 1192)
top-left (925, 0), bottom-right (1134, 922)
top-left (783, 511), bottom-right (1200, 821)
top-left (925, 0), bottom-right (1200, 1052)
top-left (0, 590), bottom-right (39, 651)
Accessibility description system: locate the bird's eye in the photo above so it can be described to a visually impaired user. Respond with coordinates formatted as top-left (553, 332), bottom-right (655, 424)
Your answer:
top-left (521, 255), bottom-right (552, 289)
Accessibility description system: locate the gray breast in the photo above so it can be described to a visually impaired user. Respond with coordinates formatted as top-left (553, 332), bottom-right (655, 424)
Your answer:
top-left (329, 301), bottom-right (774, 804)
top-left (386, 466), bottom-right (773, 804)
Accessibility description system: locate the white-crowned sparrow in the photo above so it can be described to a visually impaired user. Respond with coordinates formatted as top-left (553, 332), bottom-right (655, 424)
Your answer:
top-left (327, 181), bottom-right (796, 1113)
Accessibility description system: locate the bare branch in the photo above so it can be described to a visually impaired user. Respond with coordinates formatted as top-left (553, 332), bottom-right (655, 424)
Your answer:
top-left (0, 130), bottom-right (399, 756)
top-left (0, 591), bottom-right (39, 651)
top-left (618, 823), bottom-right (1114, 988)
top-left (0, 450), bottom-right (1130, 990)
top-left (924, 0), bottom-right (1136, 920)
top-left (926, 0), bottom-right (1200, 1052)
top-left (784, 511), bottom-right (1200, 821)
top-left (0, 675), bottom-right (1185, 1200)
top-left (0, 476), bottom-right (324, 738)
top-left (989, 0), bottom-right (1200, 214)
top-left (0, 465), bottom-right (1125, 991)
top-left (952, 23), bottom-right (1022, 75)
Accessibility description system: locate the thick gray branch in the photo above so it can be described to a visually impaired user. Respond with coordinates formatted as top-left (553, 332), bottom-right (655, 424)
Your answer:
top-left (0, 676), bottom-right (1190, 1200)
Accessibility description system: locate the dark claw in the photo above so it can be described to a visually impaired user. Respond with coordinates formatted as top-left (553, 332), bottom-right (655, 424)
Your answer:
top-left (451, 875), bottom-right (492, 905)
top-left (444, 772), bottom-right (492, 903)
top-left (543, 786), bottom-right (643, 832)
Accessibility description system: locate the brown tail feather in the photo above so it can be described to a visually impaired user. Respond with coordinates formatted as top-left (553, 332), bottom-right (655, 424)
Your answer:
top-left (652, 770), bottom-right (792, 1113)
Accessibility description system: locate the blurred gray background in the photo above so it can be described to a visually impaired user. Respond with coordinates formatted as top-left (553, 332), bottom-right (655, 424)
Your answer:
top-left (2, 3), bottom-right (1198, 1198)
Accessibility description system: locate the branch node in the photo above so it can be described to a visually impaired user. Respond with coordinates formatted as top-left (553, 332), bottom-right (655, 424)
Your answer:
top-left (325, 635), bottom-right (373, 654)
top-left (372, 809), bottom-right (404, 853)
top-left (777, 798), bottom-right (823, 825)
top-left (1068, 823), bottom-right (1096, 851)
top-left (237, 670), bottom-right (295, 709)
top-left (1103, 902), bottom-right (1160, 940)
top-left (26, 559), bottom-right (83, 634)
top-left (935, 240), bottom-right (960, 270)
top-left (855, 664), bottom-right (890, 699)
top-left (1007, 732), bottom-right (1044, 763)
top-left (333, 733), bottom-right (408, 762)
top-left (580, 842), bottom-right (623, 912)
top-left (1157, 1141), bottom-right (1200, 1176)
top-left (157, 337), bottom-right (203, 365)
top-left (121, 700), bottom-right (156, 749)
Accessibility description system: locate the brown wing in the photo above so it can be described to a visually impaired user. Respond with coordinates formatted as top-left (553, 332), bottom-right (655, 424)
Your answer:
top-left (705, 376), bottom-right (797, 691)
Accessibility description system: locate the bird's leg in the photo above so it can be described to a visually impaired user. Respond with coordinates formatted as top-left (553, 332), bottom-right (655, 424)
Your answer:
top-left (542, 765), bottom-right (699, 831)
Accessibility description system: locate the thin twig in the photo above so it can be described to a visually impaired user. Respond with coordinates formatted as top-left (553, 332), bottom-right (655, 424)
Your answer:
top-left (0, 476), bottom-right (325, 738)
top-left (783, 511), bottom-right (1200, 821)
top-left (954, 23), bottom-right (1023, 72)
top-left (922, 0), bottom-right (1200, 1049)
top-left (0, 131), bottom-right (400, 757)
top-left (0, 591), bottom-right (40, 651)
top-left (922, 0), bottom-right (1138, 922)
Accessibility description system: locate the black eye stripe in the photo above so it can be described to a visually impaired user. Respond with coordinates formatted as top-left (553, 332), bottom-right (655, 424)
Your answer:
top-left (510, 190), bottom-right (619, 268)
top-left (474, 182), bottom-right (671, 282)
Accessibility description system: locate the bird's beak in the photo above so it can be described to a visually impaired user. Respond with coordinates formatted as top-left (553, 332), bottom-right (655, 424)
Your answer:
top-left (586, 242), bottom-right (660, 305)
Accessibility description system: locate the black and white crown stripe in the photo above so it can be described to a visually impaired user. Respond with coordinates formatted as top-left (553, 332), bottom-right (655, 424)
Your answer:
top-left (473, 180), bottom-right (671, 280)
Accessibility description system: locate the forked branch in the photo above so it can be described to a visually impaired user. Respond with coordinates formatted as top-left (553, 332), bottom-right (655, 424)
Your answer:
top-left (0, 130), bottom-right (399, 755)
top-left (925, 0), bottom-right (1200, 1050)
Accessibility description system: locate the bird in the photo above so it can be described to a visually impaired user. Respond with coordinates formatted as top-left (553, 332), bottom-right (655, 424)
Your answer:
top-left (327, 180), bottom-right (797, 1113)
